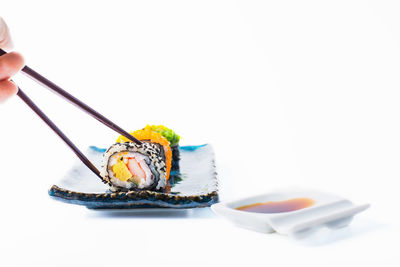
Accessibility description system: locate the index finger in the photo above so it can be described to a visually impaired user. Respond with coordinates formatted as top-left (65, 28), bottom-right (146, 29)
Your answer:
top-left (0, 51), bottom-right (24, 80)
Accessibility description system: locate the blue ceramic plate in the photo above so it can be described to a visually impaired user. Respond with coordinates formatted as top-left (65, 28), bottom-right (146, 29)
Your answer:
top-left (49, 144), bottom-right (218, 209)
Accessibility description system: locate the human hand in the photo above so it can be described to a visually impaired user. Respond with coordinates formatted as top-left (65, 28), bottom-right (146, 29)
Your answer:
top-left (0, 17), bottom-right (24, 103)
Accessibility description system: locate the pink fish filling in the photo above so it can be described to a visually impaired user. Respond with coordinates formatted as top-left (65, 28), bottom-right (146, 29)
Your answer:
top-left (108, 152), bottom-right (154, 189)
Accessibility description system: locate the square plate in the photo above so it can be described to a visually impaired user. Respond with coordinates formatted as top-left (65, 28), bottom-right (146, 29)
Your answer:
top-left (49, 144), bottom-right (218, 209)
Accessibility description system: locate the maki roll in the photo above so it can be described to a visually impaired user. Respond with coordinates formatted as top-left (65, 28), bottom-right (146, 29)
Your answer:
top-left (103, 124), bottom-right (180, 192)
top-left (100, 142), bottom-right (167, 192)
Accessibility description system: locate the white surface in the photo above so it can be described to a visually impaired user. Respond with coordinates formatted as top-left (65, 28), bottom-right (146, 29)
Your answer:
top-left (211, 188), bottom-right (370, 237)
top-left (1, 0), bottom-right (399, 266)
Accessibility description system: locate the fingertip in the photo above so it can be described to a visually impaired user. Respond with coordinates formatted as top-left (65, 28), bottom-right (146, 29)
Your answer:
top-left (0, 80), bottom-right (18, 103)
top-left (0, 51), bottom-right (25, 79)
top-left (7, 51), bottom-right (25, 70)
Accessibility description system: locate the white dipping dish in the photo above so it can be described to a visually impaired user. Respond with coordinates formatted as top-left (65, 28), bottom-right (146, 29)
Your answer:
top-left (211, 189), bottom-right (370, 238)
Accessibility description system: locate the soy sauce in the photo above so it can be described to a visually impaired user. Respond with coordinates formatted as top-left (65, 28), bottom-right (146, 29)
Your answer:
top-left (236, 198), bottom-right (315, 213)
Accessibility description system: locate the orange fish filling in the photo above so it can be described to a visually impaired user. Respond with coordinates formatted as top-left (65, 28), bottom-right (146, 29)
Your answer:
top-left (116, 128), bottom-right (172, 181)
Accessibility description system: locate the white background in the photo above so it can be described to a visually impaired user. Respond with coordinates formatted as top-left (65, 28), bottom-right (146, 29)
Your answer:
top-left (0, 0), bottom-right (399, 266)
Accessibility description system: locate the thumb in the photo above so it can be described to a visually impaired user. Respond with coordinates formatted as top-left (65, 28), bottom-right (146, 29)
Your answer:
top-left (0, 17), bottom-right (13, 51)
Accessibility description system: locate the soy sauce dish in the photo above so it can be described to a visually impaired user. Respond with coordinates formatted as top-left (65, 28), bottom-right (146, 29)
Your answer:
top-left (211, 189), bottom-right (370, 238)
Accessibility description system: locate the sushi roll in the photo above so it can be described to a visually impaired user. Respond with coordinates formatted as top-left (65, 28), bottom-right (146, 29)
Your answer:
top-left (107, 125), bottom-right (180, 192)
top-left (100, 142), bottom-right (167, 192)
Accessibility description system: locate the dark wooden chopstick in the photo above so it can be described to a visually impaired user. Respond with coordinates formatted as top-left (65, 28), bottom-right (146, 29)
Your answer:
top-left (17, 87), bottom-right (103, 180)
top-left (0, 48), bottom-right (141, 145)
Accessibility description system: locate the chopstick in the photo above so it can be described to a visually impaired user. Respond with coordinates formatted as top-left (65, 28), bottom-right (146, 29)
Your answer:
top-left (17, 87), bottom-right (103, 180)
top-left (0, 48), bottom-right (141, 145)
